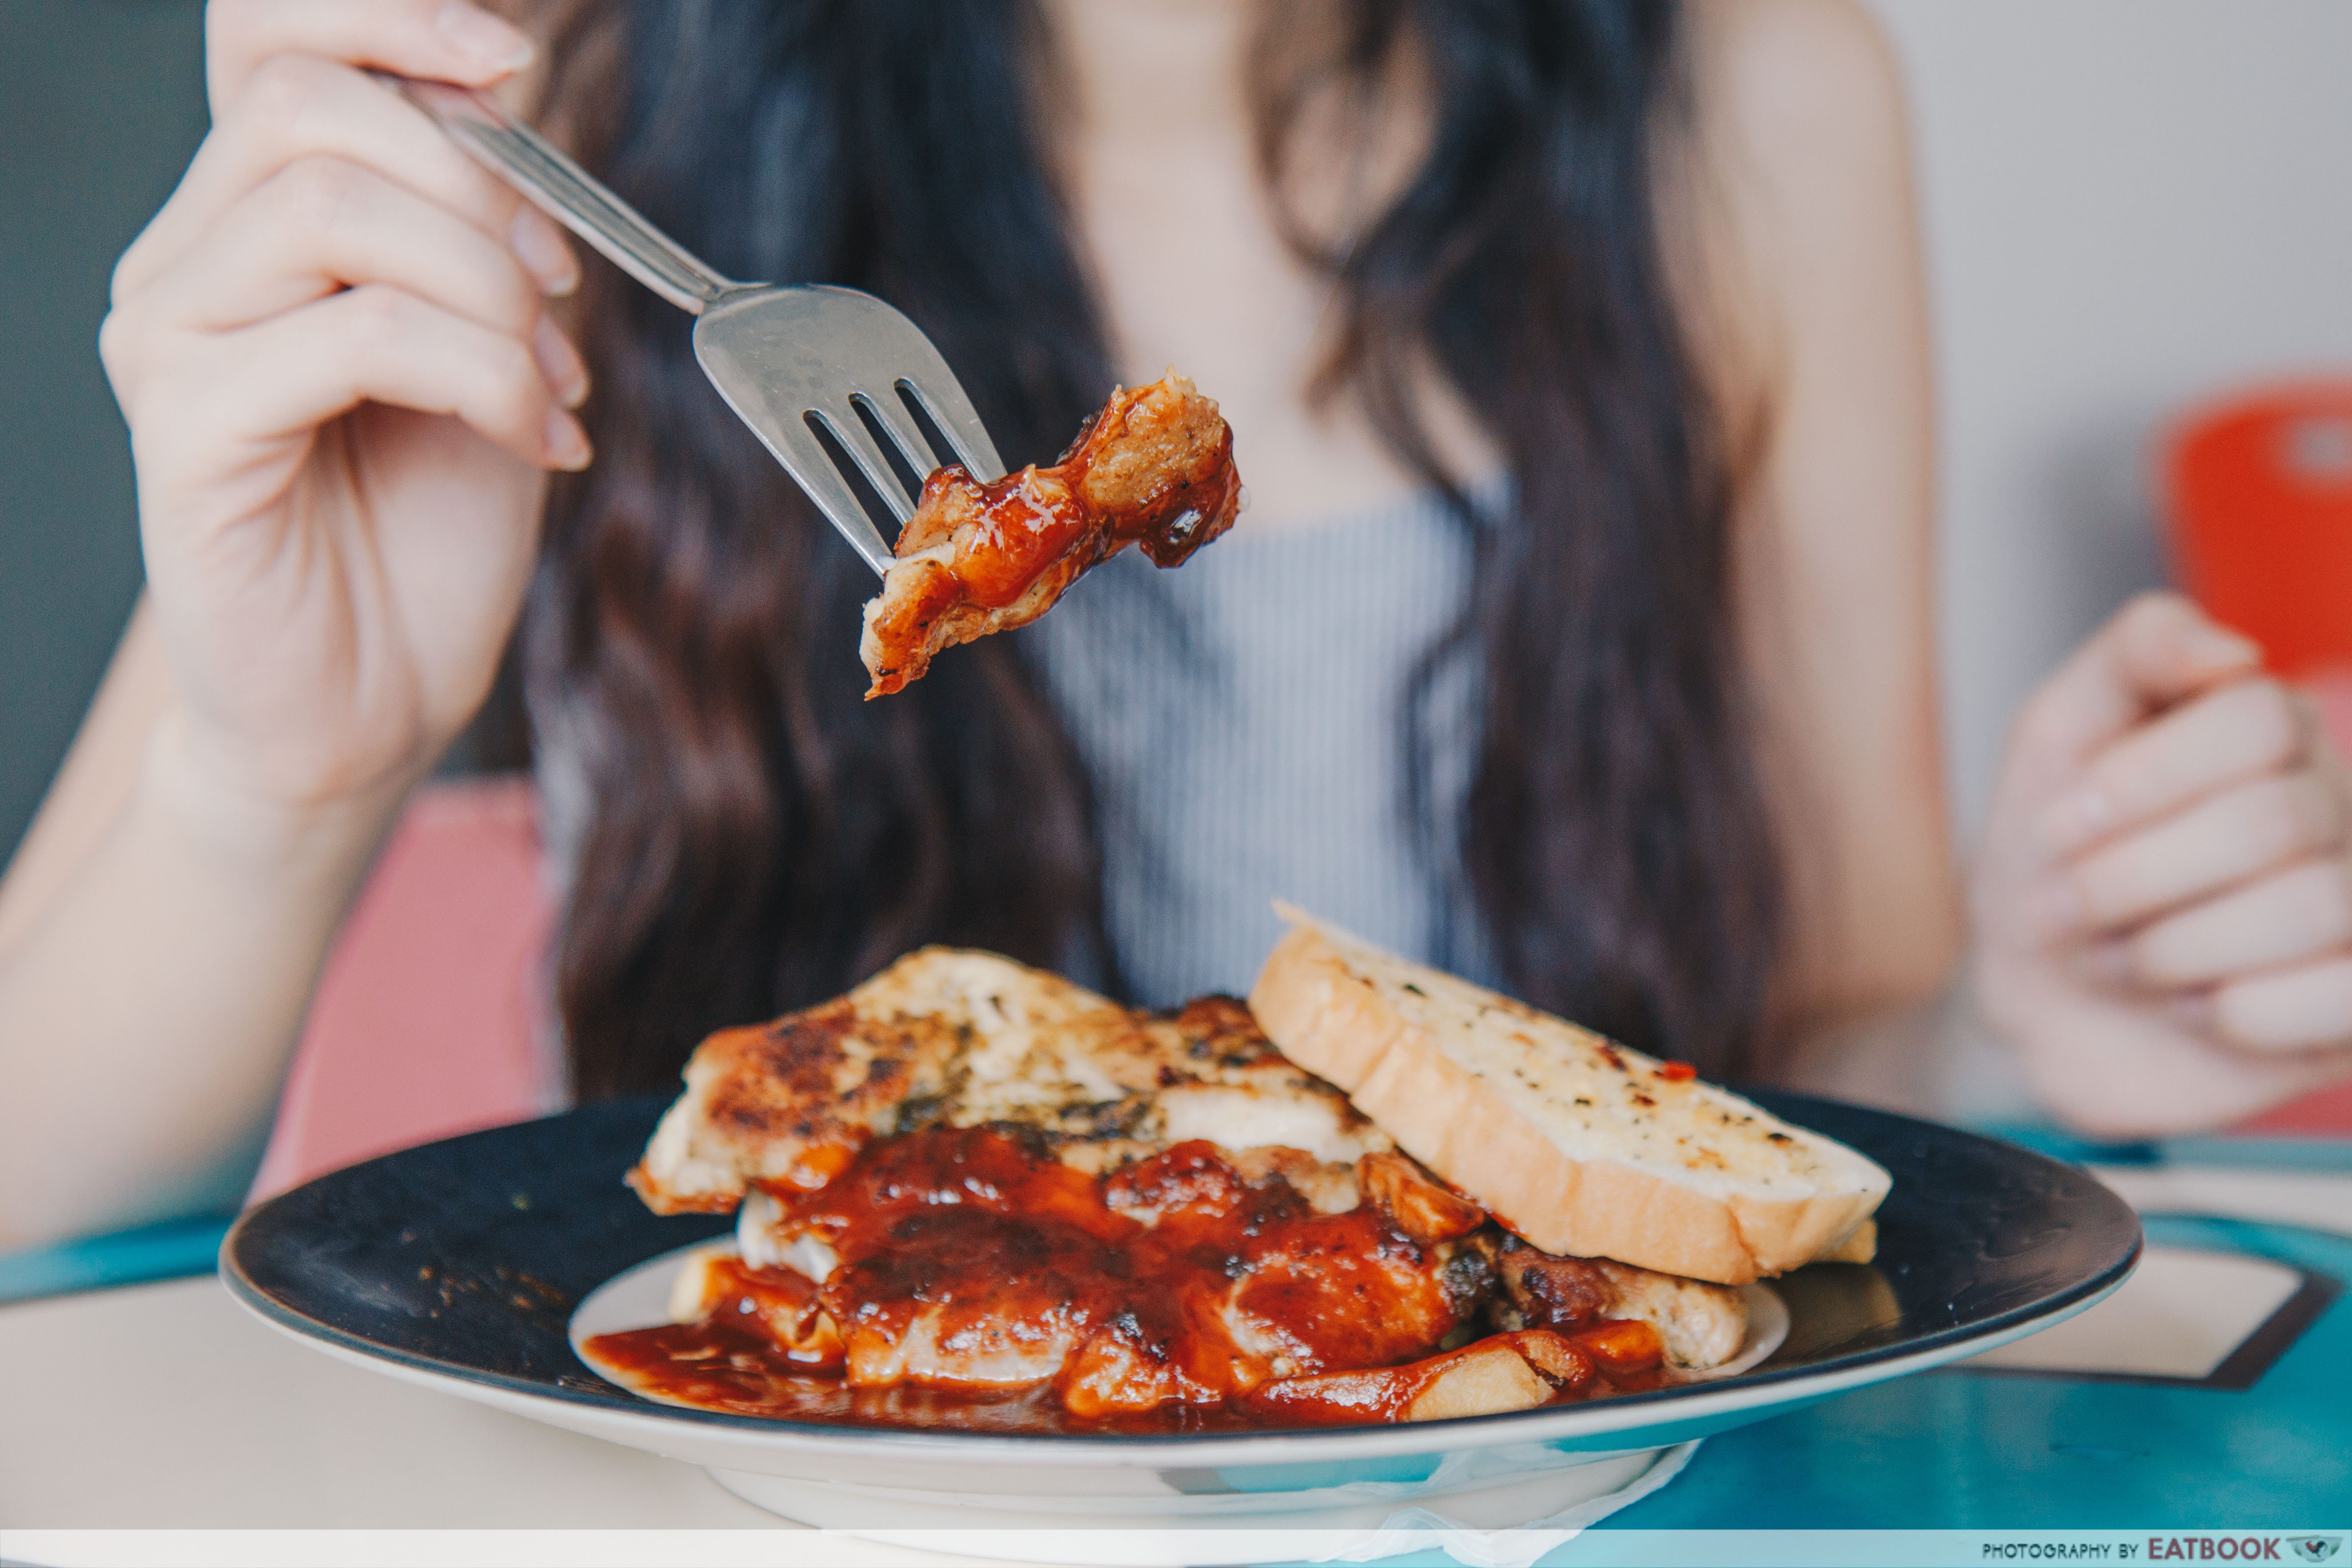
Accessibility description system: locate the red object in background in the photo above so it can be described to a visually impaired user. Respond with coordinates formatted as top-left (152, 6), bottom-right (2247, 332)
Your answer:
top-left (2166, 380), bottom-right (2352, 680)
top-left (2245, 1083), bottom-right (2352, 1136)
top-left (2164, 380), bottom-right (2352, 1137)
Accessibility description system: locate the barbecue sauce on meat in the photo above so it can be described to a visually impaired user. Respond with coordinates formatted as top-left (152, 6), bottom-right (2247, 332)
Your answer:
top-left (585, 1127), bottom-right (1669, 1433)
top-left (860, 373), bottom-right (1243, 697)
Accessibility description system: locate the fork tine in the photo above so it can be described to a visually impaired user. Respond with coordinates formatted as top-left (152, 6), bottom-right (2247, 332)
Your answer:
top-left (766, 419), bottom-right (898, 575)
top-left (811, 406), bottom-right (914, 527)
top-left (852, 391), bottom-right (938, 498)
top-left (689, 284), bottom-right (1007, 574)
top-left (898, 375), bottom-right (1007, 484)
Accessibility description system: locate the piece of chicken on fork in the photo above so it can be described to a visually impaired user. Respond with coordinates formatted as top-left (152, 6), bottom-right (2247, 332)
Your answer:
top-left (858, 371), bottom-right (1243, 697)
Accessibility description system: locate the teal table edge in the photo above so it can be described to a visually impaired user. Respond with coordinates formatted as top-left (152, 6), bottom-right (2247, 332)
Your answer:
top-left (1976, 1121), bottom-right (2352, 1173)
top-left (0, 1210), bottom-right (233, 1304)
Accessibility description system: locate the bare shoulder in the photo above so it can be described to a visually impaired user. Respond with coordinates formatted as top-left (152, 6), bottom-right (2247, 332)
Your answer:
top-left (1685, 0), bottom-right (1908, 153)
top-left (1677, 0), bottom-right (1916, 279)
top-left (1667, 0), bottom-right (1921, 429)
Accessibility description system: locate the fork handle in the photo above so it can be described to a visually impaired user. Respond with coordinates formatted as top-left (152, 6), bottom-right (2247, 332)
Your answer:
top-left (377, 73), bottom-right (745, 315)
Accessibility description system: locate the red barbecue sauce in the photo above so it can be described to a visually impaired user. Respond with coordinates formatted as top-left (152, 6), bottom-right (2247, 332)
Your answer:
top-left (586, 1128), bottom-right (1667, 1433)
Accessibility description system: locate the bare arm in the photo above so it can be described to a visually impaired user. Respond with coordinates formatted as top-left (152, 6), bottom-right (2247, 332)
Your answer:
top-left (0, 0), bottom-right (583, 1249)
top-left (0, 606), bottom-right (403, 1237)
top-left (0, 604), bottom-right (171, 958)
top-left (1681, 0), bottom-right (1964, 1072)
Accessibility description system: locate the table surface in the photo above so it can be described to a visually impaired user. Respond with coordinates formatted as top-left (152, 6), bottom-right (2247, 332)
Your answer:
top-left (3, 1155), bottom-right (2346, 1566)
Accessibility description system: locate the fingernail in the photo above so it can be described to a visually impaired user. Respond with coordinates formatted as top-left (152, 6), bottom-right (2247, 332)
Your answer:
top-left (2191, 618), bottom-right (2263, 670)
top-left (436, 3), bottom-right (536, 74)
top-left (2037, 784), bottom-right (2115, 856)
top-left (545, 409), bottom-right (591, 471)
top-left (2071, 936), bottom-right (2136, 990)
top-left (510, 207), bottom-right (577, 296)
top-left (2026, 875), bottom-right (2087, 942)
top-left (2167, 989), bottom-right (2218, 1035)
top-left (533, 316), bottom-right (589, 408)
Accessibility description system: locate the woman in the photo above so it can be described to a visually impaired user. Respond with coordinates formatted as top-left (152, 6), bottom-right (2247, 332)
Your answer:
top-left (1, 0), bottom-right (2346, 1250)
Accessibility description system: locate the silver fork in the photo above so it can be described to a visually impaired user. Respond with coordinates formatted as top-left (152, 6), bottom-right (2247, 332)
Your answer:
top-left (383, 76), bottom-right (1006, 576)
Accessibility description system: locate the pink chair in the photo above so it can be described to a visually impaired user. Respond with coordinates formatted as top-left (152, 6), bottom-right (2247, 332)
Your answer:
top-left (247, 777), bottom-right (557, 1200)
top-left (2240, 1082), bottom-right (2352, 1136)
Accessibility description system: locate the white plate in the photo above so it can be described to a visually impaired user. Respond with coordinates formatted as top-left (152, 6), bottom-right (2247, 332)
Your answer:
top-left (222, 1093), bottom-right (2144, 1562)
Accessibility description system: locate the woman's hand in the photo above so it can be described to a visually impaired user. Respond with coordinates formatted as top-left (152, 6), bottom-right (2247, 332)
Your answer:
top-left (1976, 592), bottom-right (2352, 1137)
top-left (101, 0), bottom-right (587, 841)
top-left (0, 0), bottom-right (592, 1246)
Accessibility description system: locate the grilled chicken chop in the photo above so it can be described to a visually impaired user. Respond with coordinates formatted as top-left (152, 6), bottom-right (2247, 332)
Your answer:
top-left (856, 371), bottom-right (1242, 698)
top-left (632, 951), bottom-right (1470, 1408)
top-left (622, 950), bottom-right (1746, 1420)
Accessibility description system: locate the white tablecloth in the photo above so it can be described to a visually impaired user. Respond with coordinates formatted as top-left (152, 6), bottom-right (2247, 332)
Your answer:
top-left (3, 1161), bottom-right (2342, 1565)
top-left (0, 1274), bottom-right (1041, 1563)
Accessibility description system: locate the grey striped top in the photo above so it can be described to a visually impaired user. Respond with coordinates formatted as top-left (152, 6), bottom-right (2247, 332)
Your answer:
top-left (1021, 490), bottom-right (1492, 1006)
top-left (534, 490), bottom-right (1491, 1010)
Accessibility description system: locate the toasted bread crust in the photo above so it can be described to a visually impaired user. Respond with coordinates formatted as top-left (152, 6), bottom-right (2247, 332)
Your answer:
top-left (1248, 921), bottom-right (1888, 1285)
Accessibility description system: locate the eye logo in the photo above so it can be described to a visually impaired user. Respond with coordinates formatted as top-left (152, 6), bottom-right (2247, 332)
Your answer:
top-left (2290, 1539), bottom-right (2344, 1565)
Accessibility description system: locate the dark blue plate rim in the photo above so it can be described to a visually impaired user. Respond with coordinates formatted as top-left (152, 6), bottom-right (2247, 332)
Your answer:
top-left (220, 1090), bottom-right (2142, 1447)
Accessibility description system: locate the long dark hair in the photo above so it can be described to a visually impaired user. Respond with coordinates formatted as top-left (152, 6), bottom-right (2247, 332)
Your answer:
top-left (529, 0), bottom-right (1783, 1100)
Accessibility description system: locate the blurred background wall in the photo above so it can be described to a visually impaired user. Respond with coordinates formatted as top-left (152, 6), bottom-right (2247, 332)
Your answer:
top-left (1875, 0), bottom-right (2352, 833)
top-left (1, 0), bottom-right (206, 866)
top-left (3, 0), bottom-right (2351, 867)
